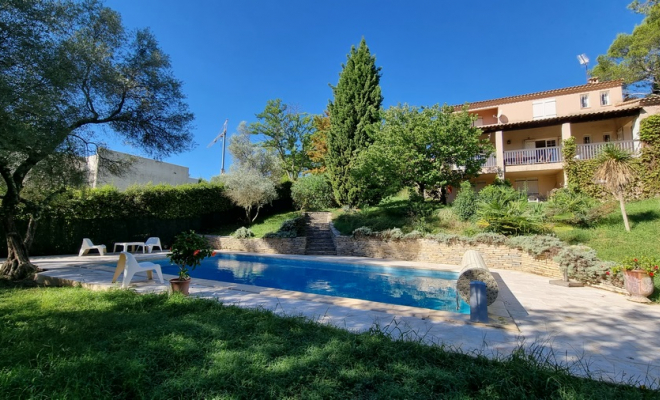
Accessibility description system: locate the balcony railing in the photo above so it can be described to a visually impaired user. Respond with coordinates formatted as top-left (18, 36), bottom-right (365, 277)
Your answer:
top-left (575, 140), bottom-right (640, 160)
top-left (504, 146), bottom-right (563, 166)
top-left (473, 154), bottom-right (497, 168)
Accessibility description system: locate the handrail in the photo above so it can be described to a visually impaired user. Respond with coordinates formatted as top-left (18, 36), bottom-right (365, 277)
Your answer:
top-left (503, 146), bottom-right (563, 166)
top-left (575, 140), bottom-right (640, 160)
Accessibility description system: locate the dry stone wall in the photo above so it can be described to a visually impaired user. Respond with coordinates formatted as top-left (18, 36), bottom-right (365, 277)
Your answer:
top-left (205, 235), bottom-right (306, 255)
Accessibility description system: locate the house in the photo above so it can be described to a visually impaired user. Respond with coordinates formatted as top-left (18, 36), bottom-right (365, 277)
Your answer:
top-left (461, 78), bottom-right (660, 200)
top-left (86, 149), bottom-right (198, 190)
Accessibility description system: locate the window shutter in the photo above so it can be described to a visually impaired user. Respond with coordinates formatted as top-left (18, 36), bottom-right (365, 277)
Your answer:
top-left (532, 101), bottom-right (543, 119)
top-left (544, 100), bottom-right (556, 117)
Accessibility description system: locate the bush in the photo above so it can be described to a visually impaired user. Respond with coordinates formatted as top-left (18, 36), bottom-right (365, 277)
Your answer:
top-left (453, 181), bottom-right (478, 221)
top-left (476, 185), bottom-right (547, 235)
top-left (554, 245), bottom-right (616, 286)
top-left (545, 188), bottom-right (600, 227)
top-left (379, 228), bottom-right (404, 240)
top-left (507, 235), bottom-right (564, 257)
top-left (291, 174), bottom-right (335, 211)
top-left (232, 227), bottom-right (254, 239)
top-left (471, 232), bottom-right (508, 245)
top-left (352, 226), bottom-right (374, 238)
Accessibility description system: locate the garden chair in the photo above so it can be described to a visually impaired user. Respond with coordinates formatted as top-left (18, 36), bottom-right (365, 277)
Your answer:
top-left (145, 237), bottom-right (163, 253)
top-left (78, 238), bottom-right (107, 256)
top-left (112, 251), bottom-right (164, 288)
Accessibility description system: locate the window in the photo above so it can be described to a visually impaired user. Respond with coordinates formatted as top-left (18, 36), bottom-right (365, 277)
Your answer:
top-left (583, 135), bottom-right (591, 144)
top-left (532, 99), bottom-right (557, 120)
top-left (580, 94), bottom-right (590, 108)
top-left (514, 178), bottom-right (539, 199)
top-left (603, 133), bottom-right (611, 142)
top-left (600, 91), bottom-right (610, 106)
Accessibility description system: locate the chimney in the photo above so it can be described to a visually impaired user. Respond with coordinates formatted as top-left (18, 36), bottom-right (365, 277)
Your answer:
top-left (588, 77), bottom-right (599, 84)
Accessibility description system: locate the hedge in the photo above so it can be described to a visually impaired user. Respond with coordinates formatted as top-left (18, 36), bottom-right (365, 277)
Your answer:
top-left (1, 182), bottom-right (293, 256)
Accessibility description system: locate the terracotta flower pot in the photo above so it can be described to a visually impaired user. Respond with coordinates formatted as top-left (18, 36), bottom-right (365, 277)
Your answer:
top-left (170, 277), bottom-right (191, 295)
top-left (623, 270), bottom-right (654, 303)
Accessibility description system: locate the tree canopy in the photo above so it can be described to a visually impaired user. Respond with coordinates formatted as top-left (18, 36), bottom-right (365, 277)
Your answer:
top-left (326, 38), bottom-right (383, 207)
top-left (591, 0), bottom-right (660, 95)
top-left (355, 104), bottom-right (493, 202)
top-left (249, 99), bottom-right (313, 181)
top-left (0, 0), bottom-right (194, 278)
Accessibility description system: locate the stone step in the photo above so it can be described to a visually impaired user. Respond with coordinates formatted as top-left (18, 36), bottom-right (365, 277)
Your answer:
top-left (305, 250), bottom-right (337, 255)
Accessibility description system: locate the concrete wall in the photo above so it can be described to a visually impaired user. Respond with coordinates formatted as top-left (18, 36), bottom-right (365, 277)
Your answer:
top-left (87, 150), bottom-right (197, 190)
top-left (206, 235), bottom-right (307, 255)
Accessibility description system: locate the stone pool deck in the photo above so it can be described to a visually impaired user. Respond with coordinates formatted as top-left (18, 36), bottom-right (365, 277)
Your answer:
top-left (24, 251), bottom-right (660, 389)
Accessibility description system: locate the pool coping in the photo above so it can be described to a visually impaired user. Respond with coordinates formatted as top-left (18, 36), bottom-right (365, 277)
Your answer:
top-left (33, 250), bottom-right (518, 331)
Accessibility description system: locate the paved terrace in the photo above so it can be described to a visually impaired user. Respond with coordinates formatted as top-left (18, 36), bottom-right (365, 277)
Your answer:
top-left (20, 251), bottom-right (660, 389)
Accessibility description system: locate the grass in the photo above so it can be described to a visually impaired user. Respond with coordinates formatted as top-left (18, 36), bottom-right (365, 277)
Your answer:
top-left (210, 211), bottom-right (302, 238)
top-left (0, 282), bottom-right (656, 399)
top-left (553, 198), bottom-right (660, 263)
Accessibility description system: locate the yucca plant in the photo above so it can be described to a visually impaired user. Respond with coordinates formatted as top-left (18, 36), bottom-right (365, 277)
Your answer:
top-left (593, 144), bottom-right (636, 232)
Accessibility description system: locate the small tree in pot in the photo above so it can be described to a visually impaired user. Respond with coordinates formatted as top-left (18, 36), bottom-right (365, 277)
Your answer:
top-left (167, 230), bottom-right (215, 295)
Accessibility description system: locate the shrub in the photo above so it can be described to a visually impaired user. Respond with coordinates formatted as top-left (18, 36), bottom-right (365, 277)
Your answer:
top-left (554, 245), bottom-right (615, 286)
top-left (507, 235), bottom-right (564, 257)
top-left (545, 188), bottom-right (600, 227)
top-left (379, 228), bottom-right (404, 240)
top-left (453, 181), bottom-right (478, 221)
top-left (476, 185), bottom-right (547, 235)
top-left (403, 230), bottom-right (425, 240)
top-left (232, 227), bottom-right (254, 239)
top-left (291, 174), bottom-right (335, 210)
top-left (352, 226), bottom-right (374, 238)
top-left (167, 230), bottom-right (215, 280)
top-left (429, 233), bottom-right (464, 245)
top-left (471, 232), bottom-right (508, 245)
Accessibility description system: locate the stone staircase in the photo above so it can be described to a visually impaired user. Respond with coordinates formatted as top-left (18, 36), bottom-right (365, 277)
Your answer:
top-left (304, 212), bottom-right (337, 256)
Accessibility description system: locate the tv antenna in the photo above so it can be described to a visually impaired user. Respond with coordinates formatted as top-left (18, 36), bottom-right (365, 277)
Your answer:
top-left (577, 54), bottom-right (589, 83)
top-left (207, 119), bottom-right (228, 174)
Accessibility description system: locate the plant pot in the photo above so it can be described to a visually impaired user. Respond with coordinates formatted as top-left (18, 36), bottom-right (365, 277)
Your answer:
top-left (623, 270), bottom-right (654, 303)
top-left (170, 278), bottom-right (191, 295)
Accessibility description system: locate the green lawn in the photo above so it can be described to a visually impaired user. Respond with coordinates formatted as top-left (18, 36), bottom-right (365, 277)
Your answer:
top-left (210, 211), bottom-right (302, 238)
top-left (0, 282), bottom-right (654, 399)
top-left (554, 198), bottom-right (660, 263)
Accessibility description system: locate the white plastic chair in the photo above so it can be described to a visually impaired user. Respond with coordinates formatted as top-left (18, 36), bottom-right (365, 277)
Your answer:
top-left (145, 237), bottom-right (163, 253)
top-left (112, 252), bottom-right (164, 288)
top-left (78, 238), bottom-right (107, 256)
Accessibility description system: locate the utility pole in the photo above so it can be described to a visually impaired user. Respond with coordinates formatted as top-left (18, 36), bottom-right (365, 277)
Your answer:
top-left (207, 119), bottom-right (228, 174)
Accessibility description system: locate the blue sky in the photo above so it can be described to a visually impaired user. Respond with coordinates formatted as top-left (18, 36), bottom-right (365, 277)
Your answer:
top-left (104, 0), bottom-right (641, 180)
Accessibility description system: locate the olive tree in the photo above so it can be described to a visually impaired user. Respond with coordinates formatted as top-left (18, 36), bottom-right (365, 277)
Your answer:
top-left (0, 0), bottom-right (194, 278)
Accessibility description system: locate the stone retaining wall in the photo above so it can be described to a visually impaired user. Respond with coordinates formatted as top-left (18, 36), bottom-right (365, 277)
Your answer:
top-left (205, 232), bottom-right (563, 279)
top-left (333, 236), bottom-right (562, 278)
top-left (205, 235), bottom-right (307, 255)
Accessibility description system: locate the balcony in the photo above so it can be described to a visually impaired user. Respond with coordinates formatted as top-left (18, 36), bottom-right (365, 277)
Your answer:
top-left (504, 146), bottom-right (563, 166)
top-left (575, 140), bottom-right (640, 160)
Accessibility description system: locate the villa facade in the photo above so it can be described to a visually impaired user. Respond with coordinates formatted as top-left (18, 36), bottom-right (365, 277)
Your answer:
top-left (462, 79), bottom-right (660, 200)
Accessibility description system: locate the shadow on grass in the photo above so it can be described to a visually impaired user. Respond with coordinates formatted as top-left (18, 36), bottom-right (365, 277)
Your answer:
top-left (0, 286), bottom-right (655, 399)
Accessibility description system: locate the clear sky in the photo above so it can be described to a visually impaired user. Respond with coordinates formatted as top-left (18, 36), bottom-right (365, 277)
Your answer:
top-left (104, 0), bottom-right (641, 180)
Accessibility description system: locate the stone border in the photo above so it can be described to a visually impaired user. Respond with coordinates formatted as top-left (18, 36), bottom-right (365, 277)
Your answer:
top-left (205, 235), bottom-right (306, 254)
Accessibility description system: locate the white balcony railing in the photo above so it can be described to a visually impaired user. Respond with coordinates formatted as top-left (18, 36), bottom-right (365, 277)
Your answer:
top-left (504, 146), bottom-right (563, 166)
top-left (575, 140), bottom-right (641, 160)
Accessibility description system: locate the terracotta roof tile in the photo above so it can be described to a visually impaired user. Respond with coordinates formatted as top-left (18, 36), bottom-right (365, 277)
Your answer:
top-left (454, 80), bottom-right (624, 111)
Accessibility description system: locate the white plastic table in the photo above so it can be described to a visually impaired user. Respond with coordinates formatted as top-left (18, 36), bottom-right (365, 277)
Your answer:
top-left (113, 242), bottom-right (146, 254)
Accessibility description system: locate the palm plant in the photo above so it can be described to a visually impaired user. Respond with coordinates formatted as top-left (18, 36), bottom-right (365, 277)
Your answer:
top-left (593, 145), bottom-right (636, 232)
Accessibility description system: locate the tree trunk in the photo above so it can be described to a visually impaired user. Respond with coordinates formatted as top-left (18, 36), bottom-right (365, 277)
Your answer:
top-left (1, 213), bottom-right (38, 279)
top-left (24, 215), bottom-right (38, 252)
top-left (618, 193), bottom-right (631, 232)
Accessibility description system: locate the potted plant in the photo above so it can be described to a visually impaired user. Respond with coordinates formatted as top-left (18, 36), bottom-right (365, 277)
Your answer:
top-left (167, 230), bottom-right (215, 295)
top-left (609, 257), bottom-right (657, 303)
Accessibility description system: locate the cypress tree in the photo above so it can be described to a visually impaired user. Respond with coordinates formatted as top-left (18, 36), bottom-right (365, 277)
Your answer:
top-left (327, 38), bottom-right (383, 206)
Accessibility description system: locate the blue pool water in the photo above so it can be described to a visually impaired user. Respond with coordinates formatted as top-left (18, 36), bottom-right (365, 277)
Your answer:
top-left (155, 253), bottom-right (469, 314)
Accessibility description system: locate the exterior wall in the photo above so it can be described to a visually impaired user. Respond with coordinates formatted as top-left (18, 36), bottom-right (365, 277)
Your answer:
top-left (471, 108), bottom-right (499, 126)
top-left (495, 85), bottom-right (625, 124)
top-left (87, 150), bottom-right (197, 190)
top-left (571, 117), bottom-right (635, 144)
top-left (333, 237), bottom-right (563, 278)
top-left (502, 126), bottom-right (562, 152)
top-left (206, 235), bottom-right (307, 254)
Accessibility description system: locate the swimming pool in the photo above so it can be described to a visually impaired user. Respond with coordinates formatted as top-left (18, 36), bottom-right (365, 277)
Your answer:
top-left (155, 253), bottom-right (469, 314)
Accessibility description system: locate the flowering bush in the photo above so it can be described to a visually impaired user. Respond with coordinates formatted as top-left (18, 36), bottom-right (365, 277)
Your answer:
top-left (167, 230), bottom-right (215, 280)
top-left (609, 257), bottom-right (659, 278)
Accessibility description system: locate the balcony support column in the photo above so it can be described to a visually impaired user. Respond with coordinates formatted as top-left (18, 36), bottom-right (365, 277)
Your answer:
top-left (561, 123), bottom-right (572, 187)
top-left (495, 130), bottom-right (505, 179)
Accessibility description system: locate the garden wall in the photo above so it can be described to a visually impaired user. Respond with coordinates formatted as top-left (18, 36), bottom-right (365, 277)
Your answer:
top-left (205, 236), bottom-right (307, 255)
top-left (332, 236), bottom-right (562, 278)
